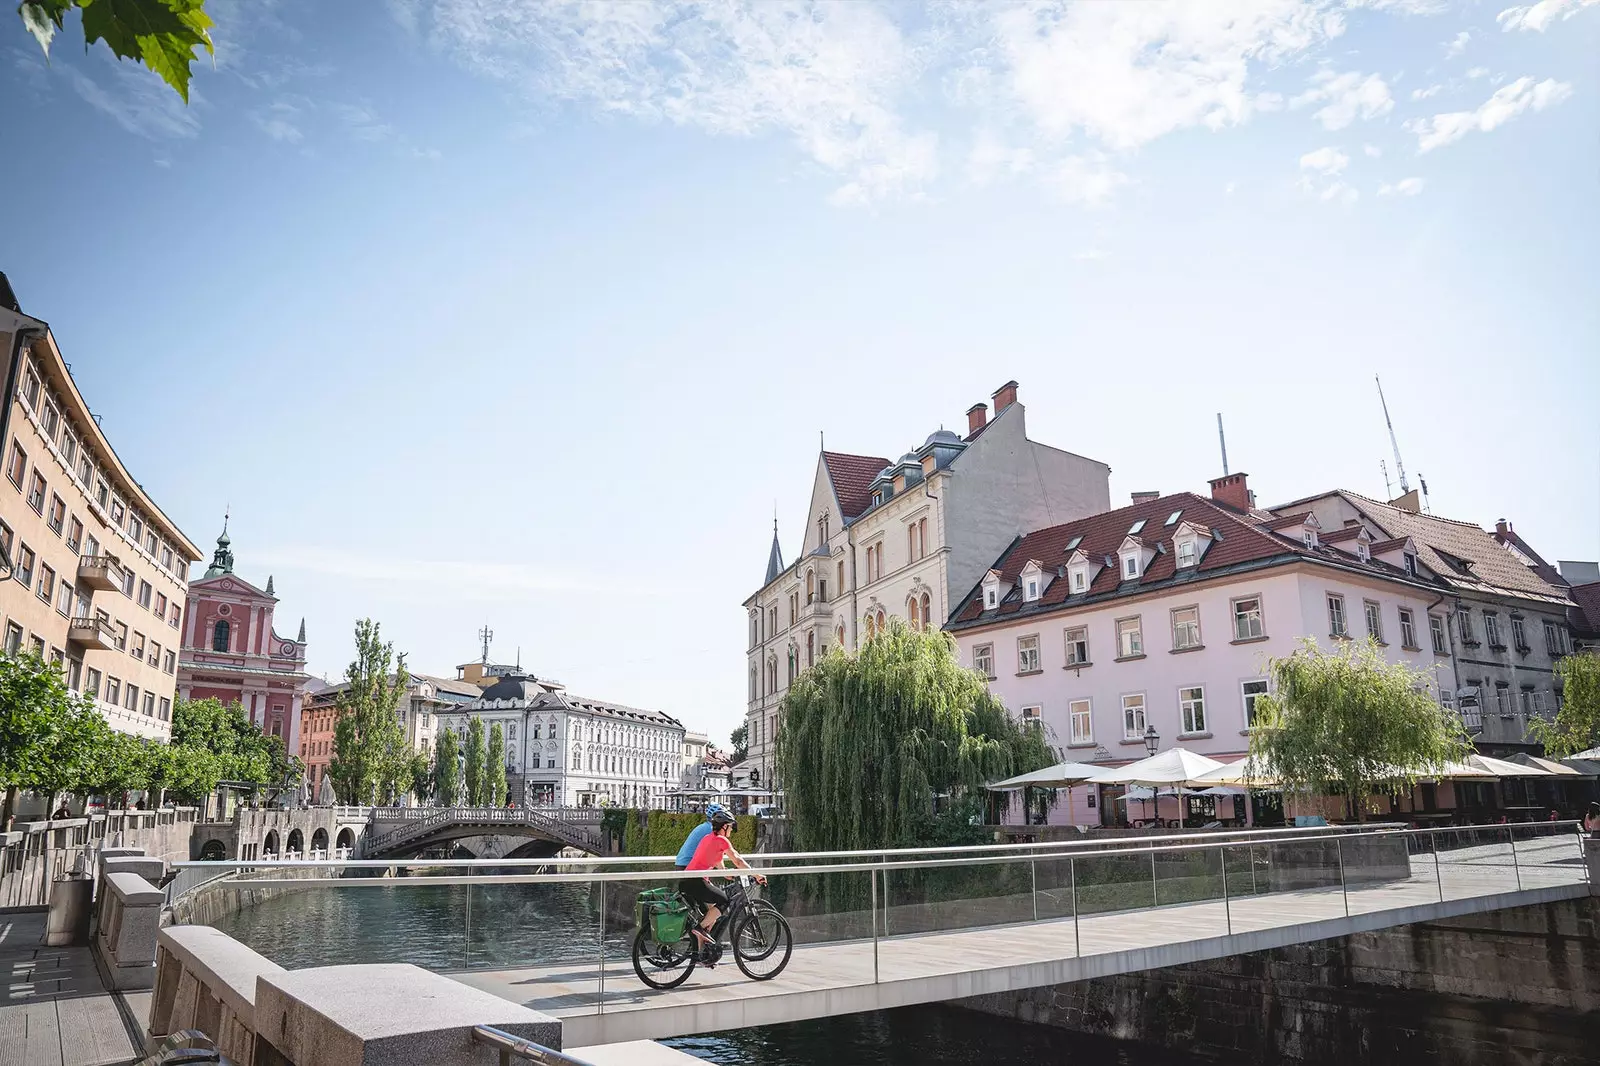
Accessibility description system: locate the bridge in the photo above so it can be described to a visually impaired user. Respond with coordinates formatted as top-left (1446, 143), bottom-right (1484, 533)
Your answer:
top-left (364, 806), bottom-right (606, 858)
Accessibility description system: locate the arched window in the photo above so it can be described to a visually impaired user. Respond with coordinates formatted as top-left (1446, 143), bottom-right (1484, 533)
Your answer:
top-left (875, 608), bottom-right (886, 633)
top-left (835, 622), bottom-right (846, 647)
top-left (921, 592), bottom-right (932, 629)
top-left (907, 596), bottom-right (922, 630)
top-left (749, 666), bottom-right (758, 700)
top-left (786, 645), bottom-right (797, 684)
top-left (212, 619), bottom-right (230, 652)
top-left (806, 631), bottom-right (815, 667)
top-left (806, 569), bottom-right (815, 603)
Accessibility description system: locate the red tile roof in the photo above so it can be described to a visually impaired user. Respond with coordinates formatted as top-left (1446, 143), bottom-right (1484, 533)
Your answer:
top-left (1493, 526), bottom-right (1568, 587)
top-left (1568, 581), bottom-right (1600, 638)
top-left (1262, 512), bottom-right (1313, 531)
top-left (823, 451), bottom-right (892, 520)
top-left (1320, 526), bottom-right (1368, 544)
top-left (1369, 537), bottom-right (1410, 554)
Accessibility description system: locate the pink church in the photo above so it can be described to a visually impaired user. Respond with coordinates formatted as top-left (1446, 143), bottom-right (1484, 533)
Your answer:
top-left (177, 522), bottom-right (311, 761)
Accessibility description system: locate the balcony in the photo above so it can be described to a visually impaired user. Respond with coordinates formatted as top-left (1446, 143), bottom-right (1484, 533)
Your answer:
top-left (68, 615), bottom-right (117, 651)
top-left (77, 554), bottom-right (122, 591)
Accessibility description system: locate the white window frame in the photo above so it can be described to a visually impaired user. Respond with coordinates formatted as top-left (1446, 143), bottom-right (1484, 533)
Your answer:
top-left (1121, 552), bottom-right (1140, 580)
top-left (1017, 634), bottom-right (1040, 673)
top-left (1431, 614), bottom-right (1448, 654)
top-left (973, 643), bottom-right (994, 678)
top-left (1179, 686), bottom-right (1207, 735)
top-left (1070, 566), bottom-right (1087, 593)
top-left (1175, 538), bottom-right (1197, 567)
top-left (1364, 600), bottom-right (1383, 642)
top-left (1121, 693), bottom-right (1147, 740)
top-left (1398, 608), bottom-right (1417, 649)
top-left (1069, 699), bottom-right (1093, 744)
top-left (1025, 577), bottom-right (1039, 602)
top-left (1171, 606), bottom-right (1201, 650)
top-left (1232, 596), bottom-right (1264, 641)
top-left (1020, 705), bottom-right (1042, 733)
top-left (1064, 626), bottom-right (1089, 666)
top-left (1241, 679), bottom-right (1269, 729)
top-left (1116, 616), bottom-right (1143, 658)
top-left (1327, 594), bottom-right (1348, 637)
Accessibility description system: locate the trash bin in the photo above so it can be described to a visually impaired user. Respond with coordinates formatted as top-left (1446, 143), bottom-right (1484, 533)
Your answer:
top-left (45, 875), bottom-right (94, 946)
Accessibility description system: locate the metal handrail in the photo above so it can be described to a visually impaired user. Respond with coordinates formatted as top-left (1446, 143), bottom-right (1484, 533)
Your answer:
top-left (199, 822), bottom-right (1586, 890)
top-left (472, 1025), bottom-right (596, 1066)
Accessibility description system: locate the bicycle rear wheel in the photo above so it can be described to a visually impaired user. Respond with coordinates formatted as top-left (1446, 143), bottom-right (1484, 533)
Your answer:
top-left (632, 930), bottom-right (697, 989)
top-left (731, 908), bottom-right (792, 981)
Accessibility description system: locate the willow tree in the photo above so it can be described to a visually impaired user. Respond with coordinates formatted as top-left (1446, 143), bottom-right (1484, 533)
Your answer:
top-left (487, 722), bottom-right (508, 807)
top-left (776, 620), bottom-right (1053, 852)
top-left (1530, 653), bottom-right (1600, 757)
top-left (1249, 638), bottom-right (1470, 821)
top-left (464, 717), bottom-right (486, 807)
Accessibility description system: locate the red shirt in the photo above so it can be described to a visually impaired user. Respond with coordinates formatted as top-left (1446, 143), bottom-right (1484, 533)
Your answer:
top-left (686, 832), bottom-right (734, 872)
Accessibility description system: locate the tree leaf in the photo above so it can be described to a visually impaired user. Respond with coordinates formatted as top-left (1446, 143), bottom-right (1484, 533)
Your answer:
top-left (76, 0), bottom-right (213, 103)
top-left (18, 1), bottom-right (72, 57)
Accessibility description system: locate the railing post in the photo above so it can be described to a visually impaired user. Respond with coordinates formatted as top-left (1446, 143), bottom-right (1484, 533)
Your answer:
top-left (870, 864), bottom-right (879, 984)
top-left (1220, 846), bottom-right (1232, 936)
top-left (1431, 829), bottom-right (1444, 902)
top-left (597, 880), bottom-right (606, 1013)
top-left (1070, 856), bottom-right (1080, 958)
top-left (464, 883), bottom-right (472, 970)
top-left (1150, 848), bottom-right (1159, 908)
top-left (1508, 825), bottom-right (1522, 891)
top-left (1030, 858), bottom-right (1038, 922)
top-left (1249, 843), bottom-right (1257, 896)
top-left (1335, 837), bottom-right (1349, 918)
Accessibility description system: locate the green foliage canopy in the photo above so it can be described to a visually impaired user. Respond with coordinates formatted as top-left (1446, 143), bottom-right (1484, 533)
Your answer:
top-left (1248, 638), bottom-right (1471, 820)
top-left (464, 716), bottom-right (486, 807)
top-left (487, 722), bottom-right (507, 807)
top-left (328, 620), bottom-right (411, 805)
top-left (19, 0), bottom-right (214, 101)
top-left (775, 620), bottom-right (1054, 852)
top-left (433, 726), bottom-right (461, 806)
top-left (1530, 653), bottom-right (1600, 758)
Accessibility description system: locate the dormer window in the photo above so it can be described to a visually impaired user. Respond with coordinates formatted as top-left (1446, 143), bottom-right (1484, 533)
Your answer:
top-left (1355, 542), bottom-right (1369, 562)
top-left (871, 490), bottom-right (884, 507)
top-left (1403, 552), bottom-right (1417, 576)
top-left (1122, 552), bottom-right (1140, 580)
top-left (1025, 578), bottom-right (1039, 601)
top-left (1070, 567), bottom-right (1087, 593)
top-left (985, 587), bottom-right (998, 609)
top-left (1303, 529), bottom-right (1317, 548)
top-left (1176, 539), bottom-right (1197, 567)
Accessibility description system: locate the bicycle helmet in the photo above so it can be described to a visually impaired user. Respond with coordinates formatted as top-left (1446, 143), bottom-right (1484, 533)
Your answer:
top-left (704, 802), bottom-right (727, 818)
top-left (710, 810), bottom-right (736, 828)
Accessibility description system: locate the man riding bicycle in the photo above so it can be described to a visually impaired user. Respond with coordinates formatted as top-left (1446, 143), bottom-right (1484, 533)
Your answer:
top-left (680, 810), bottom-right (764, 959)
top-left (674, 802), bottom-right (727, 870)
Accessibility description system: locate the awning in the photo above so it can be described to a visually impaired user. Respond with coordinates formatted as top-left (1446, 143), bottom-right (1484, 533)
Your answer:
top-left (1505, 753), bottom-right (1590, 777)
top-left (1091, 748), bottom-right (1226, 786)
top-left (987, 761), bottom-right (1106, 791)
top-left (1423, 754), bottom-right (1554, 780)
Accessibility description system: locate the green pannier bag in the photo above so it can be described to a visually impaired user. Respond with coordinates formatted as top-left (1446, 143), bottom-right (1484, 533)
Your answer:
top-left (634, 887), bottom-right (690, 944)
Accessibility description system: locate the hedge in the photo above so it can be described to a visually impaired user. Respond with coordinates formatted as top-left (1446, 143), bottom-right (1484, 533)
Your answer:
top-left (601, 809), bottom-right (756, 858)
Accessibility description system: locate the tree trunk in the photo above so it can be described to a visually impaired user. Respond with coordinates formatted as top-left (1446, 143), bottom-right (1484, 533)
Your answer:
top-left (1, 785), bottom-right (17, 830)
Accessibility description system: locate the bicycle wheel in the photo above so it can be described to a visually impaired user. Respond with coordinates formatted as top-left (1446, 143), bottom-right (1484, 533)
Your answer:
top-left (731, 908), bottom-right (792, 981)
top-left (632, 930), bottom-right (697, 989)
top-left (734, 901), bottom-right (782, 962)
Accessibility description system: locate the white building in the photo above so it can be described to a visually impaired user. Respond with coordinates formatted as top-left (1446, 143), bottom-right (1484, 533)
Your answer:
top-left (742, 380), bottom-right (1112, 790)
top-left (437, 672), bottom-right (687, 808)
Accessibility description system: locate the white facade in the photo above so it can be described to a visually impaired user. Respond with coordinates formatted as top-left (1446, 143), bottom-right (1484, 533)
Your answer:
top-left (438, 673), bottom-right (687, 807)
top-left (743, 381), bottom-right (1111, 789)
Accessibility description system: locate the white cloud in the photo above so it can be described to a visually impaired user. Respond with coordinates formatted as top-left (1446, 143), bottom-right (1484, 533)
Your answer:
top-left (253, 99), bottom-right (305, 143)
top-left (1072, 248), bottom-right (1107, 261)
top-left (1292, 69), bottom-right (1394, 130)
top-left (1224, 180), bottom-right (1237, 194)
top-left (965, 130), bottom-right (1035, 186)
top-left (1466, 66), bottom-right (1491, 79)
top-left (1444, 30), bottom-right (1471, 54)
top-left (1408, 76), bottom-right (1573, 151)
top-left (252, 544), bottom-right (671, 600)
top-left (331, 103), bottom-right (397, 142)
top-left (1497, 0), bottom-right (1599, 32)
top-left (1300, 146), bottom-right (1350, 175)
top-left (1043, 155), bottom-right (1127, 206)
top-left (1363, 143), bottom-right (1382, 157)
top-left (1378, 177), bottom-right (1426, 195)
top-left (1320, 181), bottom-right (1359, 204)
top-left (67, 57), bottom-right (200, 140)
top-left (1411, 84), bottom-right (1443, 100)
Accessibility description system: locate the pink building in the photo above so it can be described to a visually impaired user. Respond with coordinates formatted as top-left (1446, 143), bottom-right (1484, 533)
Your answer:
top-left (947, 474), bottom-right (1459, 828)
top-left (177, 522), bottom-right (310, 761)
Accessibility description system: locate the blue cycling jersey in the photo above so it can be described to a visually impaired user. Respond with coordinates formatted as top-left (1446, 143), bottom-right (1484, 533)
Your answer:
top-left (675, 821), bottom-right (713, 866)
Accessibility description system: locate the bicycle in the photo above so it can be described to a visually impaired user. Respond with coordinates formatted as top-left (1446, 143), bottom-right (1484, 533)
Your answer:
top-left (631, 875), bottom-right (793, 988)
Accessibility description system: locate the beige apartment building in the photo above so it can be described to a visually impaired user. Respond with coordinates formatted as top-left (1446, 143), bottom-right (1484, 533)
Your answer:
top-left (2, 279), bottom-right (201, 740)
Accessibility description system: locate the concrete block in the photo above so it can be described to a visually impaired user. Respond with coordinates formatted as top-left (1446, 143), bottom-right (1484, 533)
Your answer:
top-left (105, 855), bottom-right (167, 884)
top-left (254, 964), bottom-right (565, 1066)
top-left (1586, 839), bottom-right (1599, 894)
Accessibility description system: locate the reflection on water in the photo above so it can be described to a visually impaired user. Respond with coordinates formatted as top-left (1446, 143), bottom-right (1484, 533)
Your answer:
top-left (209, 883), bottom-right (1206, 1065)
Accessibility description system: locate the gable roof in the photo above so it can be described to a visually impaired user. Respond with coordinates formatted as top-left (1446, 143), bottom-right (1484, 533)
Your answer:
top-left (1492, 525), bottom-right (1568, 587)
top-left (822, 451), bottom-right (892, 520)
top-left (1567, 581), bottom-right (1600, 638)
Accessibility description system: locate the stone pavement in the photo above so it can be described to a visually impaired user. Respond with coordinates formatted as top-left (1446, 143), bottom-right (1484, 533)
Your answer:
top-left (0, 911), bottom-right (144, 1066)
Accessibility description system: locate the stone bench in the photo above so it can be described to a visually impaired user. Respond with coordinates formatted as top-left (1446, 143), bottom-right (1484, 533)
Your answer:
top-left (150, 924), bottom-right (287, 1064)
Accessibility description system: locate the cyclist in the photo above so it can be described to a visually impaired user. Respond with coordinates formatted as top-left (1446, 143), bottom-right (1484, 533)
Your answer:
top-left (680, 810), bottom-right (764, 958)
top-left (674, 802), bottom-right (728, 870)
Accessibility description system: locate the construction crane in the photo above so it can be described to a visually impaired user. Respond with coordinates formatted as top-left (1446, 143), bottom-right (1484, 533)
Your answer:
top-left (1376, 376), bottom-right (1410, 495)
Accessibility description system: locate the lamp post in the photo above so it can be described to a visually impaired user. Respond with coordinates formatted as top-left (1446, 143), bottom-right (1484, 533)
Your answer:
top-left (1143, 725), bottom-right (1160, 757)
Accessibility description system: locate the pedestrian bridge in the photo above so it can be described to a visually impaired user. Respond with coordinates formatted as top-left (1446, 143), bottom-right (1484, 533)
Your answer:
top-left (186, 823), bottom-right (1595, 1048)
top-left (364, 805), bottom-right (605, 858)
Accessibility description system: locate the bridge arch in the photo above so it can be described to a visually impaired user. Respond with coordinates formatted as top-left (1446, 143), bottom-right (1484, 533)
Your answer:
top-left (198, 839), bottom-right (227, 861)
top-left (263, 830), bottom-right (280, 856)
top-left (335, 827), bottom-right (355, 854)
top-left (311, 828), bottom-right (329, 855)
top-left (286, 828), bottom-right (304, 855)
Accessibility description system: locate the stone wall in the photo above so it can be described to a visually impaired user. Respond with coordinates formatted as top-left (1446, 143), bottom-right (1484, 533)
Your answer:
top-left (0, 808), bottom-right (197, 909)
top-left (957, 895), bottom-right (1600, 1066)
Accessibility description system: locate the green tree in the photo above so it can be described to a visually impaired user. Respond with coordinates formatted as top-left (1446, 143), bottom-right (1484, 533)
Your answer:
top-left (729, 723), bottom-right (749, 766)
top-left (169, 697), bottom-right (295, 801)
top-left (18, 0), bottom-right (213, 101)
top-left (328, 620), bottom-right (411, 805)
top-left (433, 726), bottom-right (461, 807)
top-left (1249, 638), bottom-right (1471, 821)
top-left (407, 751), bottom-right (432, 805)
top-left (464, 716), bottom-right (486, 807)
top-left (775, 620), bottom-right (1053, 852)
top-left (1530, 653), bottom-right (1600, 758)
top-left (487, 722), bottom-right (507, 807)
top-left (2, 650), bottom-right (86, 823)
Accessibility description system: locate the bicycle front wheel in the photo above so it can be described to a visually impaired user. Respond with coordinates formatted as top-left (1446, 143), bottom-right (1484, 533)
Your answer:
top-left (632, 930), bottom-right (697, 989)
top-left (731, 908), bottom-right (792, 981)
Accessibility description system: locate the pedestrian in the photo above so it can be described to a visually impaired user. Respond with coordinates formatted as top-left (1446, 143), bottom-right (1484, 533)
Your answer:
top-left (1584, 802), bottom-right (1600, 837)
top-left (51, 803), bottom-right (71, 820)
top-left (674, 802), bottom-right (728, 870)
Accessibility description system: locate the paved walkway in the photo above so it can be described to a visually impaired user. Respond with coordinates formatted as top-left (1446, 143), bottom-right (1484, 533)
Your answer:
top-left (0, 912), bottom-right (144, 1066)
top-left (454, 836), bottom-right (1591, 1047)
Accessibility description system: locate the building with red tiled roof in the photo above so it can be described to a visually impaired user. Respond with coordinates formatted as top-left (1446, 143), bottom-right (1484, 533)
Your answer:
top-left (944, 473), bottom-right (1580, 827)
top-left (740, 381), bottom-right (1110, 790)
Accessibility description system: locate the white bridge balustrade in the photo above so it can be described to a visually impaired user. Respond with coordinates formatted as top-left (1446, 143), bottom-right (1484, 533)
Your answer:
top-left (166, 823), bottom-right (1598, 1047)
top-left (364, 806), bottom-right (606, 857)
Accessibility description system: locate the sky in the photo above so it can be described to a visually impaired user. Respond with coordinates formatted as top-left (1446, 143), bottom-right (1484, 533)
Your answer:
top-left (2, 0), bottom-right (1596, 750)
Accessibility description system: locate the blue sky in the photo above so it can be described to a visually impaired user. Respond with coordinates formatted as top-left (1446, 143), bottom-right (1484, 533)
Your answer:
top-left (3, 0), bottom-right (1595, 748)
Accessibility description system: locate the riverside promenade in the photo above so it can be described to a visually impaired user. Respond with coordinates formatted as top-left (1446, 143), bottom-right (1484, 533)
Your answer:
top-left (0, 912), bottom-right (145, 1066)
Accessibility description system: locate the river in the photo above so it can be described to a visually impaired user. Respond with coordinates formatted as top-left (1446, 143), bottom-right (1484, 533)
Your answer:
top-left (210, 883), bottom-right (1204, 1065)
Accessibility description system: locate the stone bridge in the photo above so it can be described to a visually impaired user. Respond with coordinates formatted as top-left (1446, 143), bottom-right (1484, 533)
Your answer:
top-left (364, 806), bottom-right (605, 858)
top-left (193, 806), bottom-right (375, 861)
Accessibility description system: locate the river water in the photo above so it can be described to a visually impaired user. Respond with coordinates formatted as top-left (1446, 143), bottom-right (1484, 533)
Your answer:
top-left (210, 883), bottom-right (1205, 1065)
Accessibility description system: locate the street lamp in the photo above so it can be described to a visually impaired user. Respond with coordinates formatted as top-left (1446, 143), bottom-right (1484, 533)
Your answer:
top-left (1143, 725), bottom-right (1160, 757)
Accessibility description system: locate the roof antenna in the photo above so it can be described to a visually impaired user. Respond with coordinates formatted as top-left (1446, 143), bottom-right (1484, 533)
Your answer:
top-left (1376, 375), bottom-right (1410, 494)
top-left (478, 624), bottom-right (493, 666)
top-left (1216, 413), bottom-right (1229, 475)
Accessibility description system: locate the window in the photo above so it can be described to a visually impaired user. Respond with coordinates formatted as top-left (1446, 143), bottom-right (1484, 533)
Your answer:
top-left (161, 545), bottom-right (173, 570)
top-left (1024, 576), bottom-right (1039, 601)
top-left (104, 677), bottom-right (120, 705)
top-left (148, 640), bottom-right (160, 667)
top-left (1232, 597), bottom-right (1264, 641)
top-left (1070, 566), bottom-right (1087, 593)
top-left (1116, 616), bottom-right (1143, 658)
top-left (131, 632), bottom-right (145, 660)
top-left (4, 622), bottom-right (22, 656)
top-left (62, 432), bottom-right (76, 467)
top-left (1121, 552), bottom-right (1140, 579)
top-left (1171, 606), bottom-right (1201, 650)
top-left (41, 401), bottom-right (58, 437)
top-left (1511, 617), bottom-right (1527, 651)
top-left (37, 563), bottom-right (54, 602)
top-left (27, 471), bottom-right (46, 513)
top-left (142, 692), bottom-right (156, 717)
top-left (110, 499), bottom-right (125, 526)
top-left (0, 518), bottom-right (11, 559)
top-left (973, 643), bottom-right (994, 677)
top-left (1364, 600), bottom-right (1383, 642)
top-left (1020, 705), bottom-right (1042, 732)
top-left (28, 635), bottom-right (44, 658)
top-left (66, 658), bottom-right (81, 690)
top-left (123, 684), bottom-right (138, 712)
top-left (1064, 626), bottom-right (1089, 666)
top-left (21, 366), bottom-right (39, 408)
top-left (1017, 635), bottom-right (1040, 673)
top-left (138, 580), bottom-right (152, 609)
top-left (1403, 552), bottom-right (1417, 577)
top-left (1484, 613), bottom-right (1503, 648)
top-left (1431, 615), bottom-right (1448, 654)
top-left (212, 619), bottom-right (230, 652)
top-left (1399, 608), bottom-right (1417, 649)
top-left (1069, 699), bottom-right (1093, 744)
top-left (919, 592), bottom-right (931, 629)
top-left (66, 516), bottom-right (82, 551)
top-left (984, 586), bottom-right (998, 609)
top-left (1457, 608), bottom-right (1475, 643)
top-left (1355, 542), bottom-right (1369, 562)
top-left (114, 622), bottom-right (127, 651)
top-left (129, 515), bottom-right (143, 543)
top-left (170, 604), bottom-right (180, 629)
top-left (1302, 528), bottom-right (1317, 548)
top-left (56, 579), bottom-right (73, 616)
top-left (1122, 694), bottom-right (1147, 739)
top-left (14, 544), bottom-right (34, 587)
top-left (6, 439), bottom-right (26, 488)
top-left (95, 479), bottom-right (108, 510)
top-left (47, 494), bottom-right (65, 534)
top-left (159, 697), bottom-right (170, 721)
top-left (1242, 679), bottom-right (1269, 728)
top-left (907, 595), bottom-right (922, 630)
top-left (1176, 538), bottom-right (1196, 567)
top-left (1179, 686), bottom-right (1207, 734)
top-left (121, 568), bottom-right (134, 597)
top-left (80, 667), bottom-right (100, 698)
top-left (146, 532), bottom-right (157, 556)
top-left (78, 454), bottom-right (91, 484)
top-left (1327, 594), bottom-right (1348, 637)
top-left (155, 592), bottom-right (167, 618)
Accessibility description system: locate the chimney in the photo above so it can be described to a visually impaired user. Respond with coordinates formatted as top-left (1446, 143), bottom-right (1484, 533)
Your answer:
top-left (1495, 519), bottom-right (1510, 536)
top-left (1208, 472), bottom-right (1251, 512)
top-left (1131, 491), bottom-right (1160, 505)
top-left (966, 403), bottom-right (988, 436)
top-left (992, 380), bottom-right (1020, 415)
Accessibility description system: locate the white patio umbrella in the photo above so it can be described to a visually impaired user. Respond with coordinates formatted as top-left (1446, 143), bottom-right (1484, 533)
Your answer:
top-left (1504, 753), bottom-right (1589, 777)
top-left (1094, 749), bottom-right (1226, 828)
top-left (1423, 754), bottom-right (1554, 780)
top-left (1191, 756), bottom-right (1279, 788)
top-left (317, 774), bottom-right (337, 806)
top-left (987, 760), bottom-right (1105, 826)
